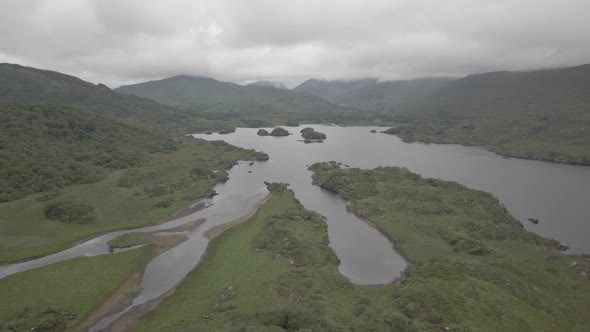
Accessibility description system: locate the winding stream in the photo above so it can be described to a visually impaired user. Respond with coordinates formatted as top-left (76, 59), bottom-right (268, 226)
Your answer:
top-left (2, 125), bottom-right (589, 331)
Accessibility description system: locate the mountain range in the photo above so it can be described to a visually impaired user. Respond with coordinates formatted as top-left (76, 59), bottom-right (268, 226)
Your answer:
top-left (294, 77), bottom-right (454, 112)
top-left (294, 64), bottom-right (590, 164)
top-left (116, 75), bottom-right (348, 117)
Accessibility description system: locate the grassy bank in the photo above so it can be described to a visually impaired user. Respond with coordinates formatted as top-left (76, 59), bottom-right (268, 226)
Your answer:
top-left (0, 137), bottom-right (267, 264)
top-left (310, 162), bottom-right (590, 331)
top-left (384, 118), bottom-right (590, 166)
top-left (137, 168), bottom-right (589, 332)
top-left (136, 192), bottom-right (409, 331)
top-left (0, 245), bottom-right (154, 331)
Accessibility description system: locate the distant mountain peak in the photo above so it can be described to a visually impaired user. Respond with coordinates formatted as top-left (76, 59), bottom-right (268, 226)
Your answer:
top-left (246, 80), bottom-right (288, 89)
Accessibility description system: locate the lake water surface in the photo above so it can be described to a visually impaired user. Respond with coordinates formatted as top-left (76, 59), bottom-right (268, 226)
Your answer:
top-left (198, 125), bottom-right (590, 254)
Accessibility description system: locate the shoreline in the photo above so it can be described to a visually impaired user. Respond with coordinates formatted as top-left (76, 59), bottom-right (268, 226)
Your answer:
top-left (205, 193), bottom-right (272, 240)
top-left (392, 133), bottom-right (590, 167)
top-left (76, 234), bottom-right (190, 331)
top-left (86, 192), bottom-right (272, 331)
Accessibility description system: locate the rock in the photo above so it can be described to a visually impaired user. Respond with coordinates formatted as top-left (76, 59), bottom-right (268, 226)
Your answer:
top-left (370, 129), bottom-right (377, 133)
top-left (558, 243), bottom-right (570, 251)
top-left (248, 170), bottom-right (252, 173)
top-left (248, 162), bottom-right (254, 166)
top-left (527, 218), bottom-right (539, 224)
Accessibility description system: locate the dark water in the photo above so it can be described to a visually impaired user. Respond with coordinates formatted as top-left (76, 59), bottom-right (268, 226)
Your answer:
top-left (197, 125), bottom-right (590, 254)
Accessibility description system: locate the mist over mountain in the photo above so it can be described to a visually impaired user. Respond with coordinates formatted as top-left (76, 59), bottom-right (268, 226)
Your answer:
top-left (116, 75), bottom-right (349, 116)
top-left (246, 81), bottom-right (288, 90)
top-left (388, 64), bottom-right (590, 164)
top-left (294, 77), bottom-right (454, 112)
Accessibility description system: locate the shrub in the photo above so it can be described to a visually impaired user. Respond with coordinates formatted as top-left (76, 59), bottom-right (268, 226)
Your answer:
top-left (154, 198), bottom-right (174, 208)
top-left (1, 305), bottom-right (73, 332)
top-left (44, 201), bottom-right (95, 224)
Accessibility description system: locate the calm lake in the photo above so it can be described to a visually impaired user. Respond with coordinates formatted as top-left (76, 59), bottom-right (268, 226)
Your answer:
top-left (197, 125), bottom-right (590, 255)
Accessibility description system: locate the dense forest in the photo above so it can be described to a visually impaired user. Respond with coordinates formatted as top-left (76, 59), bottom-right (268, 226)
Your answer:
top-left (0, 103), bottom-right (177, 202)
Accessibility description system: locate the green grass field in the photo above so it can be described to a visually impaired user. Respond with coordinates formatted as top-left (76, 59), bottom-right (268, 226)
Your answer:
top-left (0, 245), bottom-right (154, 331)
top-left (0, 137), bottom-right (266, 264)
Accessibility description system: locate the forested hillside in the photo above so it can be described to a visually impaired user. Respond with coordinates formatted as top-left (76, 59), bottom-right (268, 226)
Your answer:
top-left (387, 64), bottom-right (590, 164)
top-left (116, 75), bottom-right (351, 118)
top-left (0, 103), bottom-right (177, 202)
top-left (0, 63), bottom-right (189, 125)
top-left (294, 77), bottom-right (453, 112)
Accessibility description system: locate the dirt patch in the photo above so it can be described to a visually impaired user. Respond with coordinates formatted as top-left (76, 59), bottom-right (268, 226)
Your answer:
top-left (164, 201), bottom-right (209, 221)
top-left (158, 218), bottom-right (205, 233)
top-left (151, 234), bottom-right (187, 254)
top-left (74, 272), bottom-right (142, 332)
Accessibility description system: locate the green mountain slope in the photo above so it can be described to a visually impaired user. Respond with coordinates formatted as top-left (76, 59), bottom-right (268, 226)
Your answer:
top-left (294, 77), bottom-right (454, 112)
top-left (0, 63), bottom-right (188, 125)
top-left (0, 103), bottom-right (177, 202)
top-left (116, 75), bottom-right (350, 117)
top-left (389, 64), bottom-right (590, 164)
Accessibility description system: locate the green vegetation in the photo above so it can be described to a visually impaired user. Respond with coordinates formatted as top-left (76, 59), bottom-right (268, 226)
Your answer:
top-left (264, 182), bottom-right (291, 193)
top-left (309, 162), bottom-right (590, 331)
top-left (137, 192), bottom-right (400, 332)
top-left (294, 77), bottom-right (453, 112)
top-left (270, 127), bottom-right (290, 137)
top-left (115, 76), bottom-right (344, 115)
top-left (385, 64), bottom-right (590, 165)
top-left (296, 65), bottom-right (590, 165)
top-left (0, 246), bottom-right (154, 331)
top-left (257, 129), bottom-right (270, 136)
top-left (107, 233), bottom-right (153, 249)
top-left (218, 127), bottom-right (236, 135)
top-left (0, 63), bottom-right (190, 126)
top-left (0, 103), bottom-right (177, 202)
top-left (44, 201), bottom-right (96, 225)
top-left (300, 127), bottom-right (327, 143)
top-left (0, 137), bottom-right (268, 264)
top-left (115, 75), bottom-right (369, 125)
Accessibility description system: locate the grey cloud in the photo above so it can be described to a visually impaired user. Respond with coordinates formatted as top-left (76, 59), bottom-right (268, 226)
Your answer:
top-left (1, 0), bottom-right (589, 87)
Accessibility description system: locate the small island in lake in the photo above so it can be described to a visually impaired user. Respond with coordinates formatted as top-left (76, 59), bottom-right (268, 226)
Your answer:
top-left (257, 129), bottom-right (269, 136)
top-left (269, 127), bottom-right (290, 137)
top-left (300, 127), bottom-right (327, 143)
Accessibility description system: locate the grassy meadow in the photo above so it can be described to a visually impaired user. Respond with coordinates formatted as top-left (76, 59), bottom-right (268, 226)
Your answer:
top-left (0, 137), bottom-right (267, 264)
top-left (0, 245), bottom-right (154, 331)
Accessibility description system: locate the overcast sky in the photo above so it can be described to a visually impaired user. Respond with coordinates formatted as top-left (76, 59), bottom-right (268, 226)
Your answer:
top-left (1, 0), bottom-right (589, 88)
